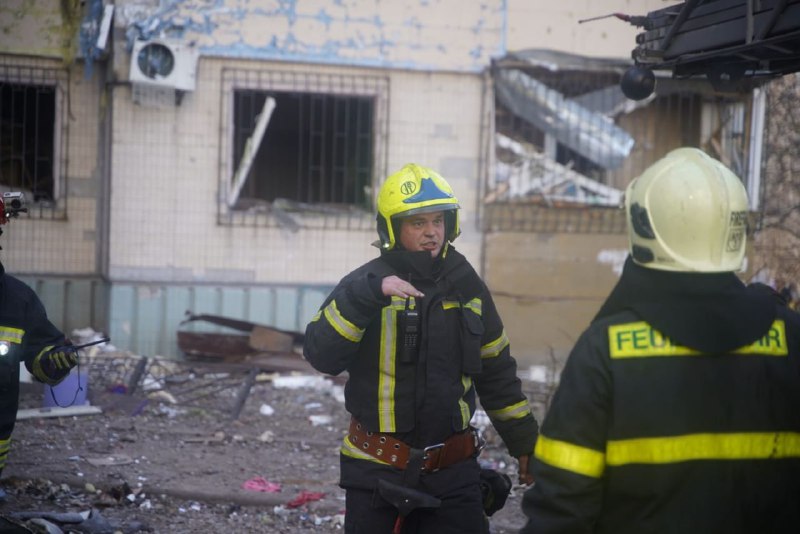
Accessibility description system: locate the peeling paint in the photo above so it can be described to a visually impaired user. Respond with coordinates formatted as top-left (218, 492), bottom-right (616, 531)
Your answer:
top-left (113, 0), bottom-right (505, 72)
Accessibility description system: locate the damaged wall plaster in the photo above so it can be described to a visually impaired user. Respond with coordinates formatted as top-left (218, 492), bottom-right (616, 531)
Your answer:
top-left (115, 0), bottom-right (505, 72)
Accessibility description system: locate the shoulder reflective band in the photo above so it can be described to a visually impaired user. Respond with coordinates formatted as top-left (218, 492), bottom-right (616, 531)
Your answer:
top-left (323, 300), bottom-right (365, 343)
top-left (481, 329), bottom-right (510, 359)
top-left (0, 326), bottom-right (23, 344)
top-left (535, 434), bottom-right (606, 478)
top-left (608, 319), bottom-right (788, 358)
top-left (487, 399), bottom-right (532, 421)
top-left (464, 298), bottom-right (482, 316)
top-left (606, 432), bottom-right (800, 466)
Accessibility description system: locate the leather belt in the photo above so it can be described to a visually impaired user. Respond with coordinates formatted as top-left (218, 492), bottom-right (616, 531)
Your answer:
top-left (347, 417), bottom-right (483, 472)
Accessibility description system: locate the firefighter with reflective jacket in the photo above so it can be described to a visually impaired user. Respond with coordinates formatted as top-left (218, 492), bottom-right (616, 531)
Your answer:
top-left (521, 148), bottom-right (800, 533)
top-left (0, 194), bottom-right (78, 481)
top-left (304, 164), bottom-right (538, 533)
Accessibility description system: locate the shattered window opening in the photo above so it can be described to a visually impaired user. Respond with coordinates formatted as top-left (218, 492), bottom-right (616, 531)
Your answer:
top-left (489, 51), bottom-right (759, 233)
top-left (219, 69), bottom-right (389, 231)
top-left (0, 64), bottom-right (68, 218)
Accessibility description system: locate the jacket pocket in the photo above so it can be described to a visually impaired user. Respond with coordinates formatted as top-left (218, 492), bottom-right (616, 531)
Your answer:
top-left (460, 308), bottom-right (484, 375)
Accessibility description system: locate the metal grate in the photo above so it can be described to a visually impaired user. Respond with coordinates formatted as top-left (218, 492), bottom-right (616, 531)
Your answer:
top-left (219, 68), bottom-right (389, 230)
top-left (0, 63), bottom-right (68, 219)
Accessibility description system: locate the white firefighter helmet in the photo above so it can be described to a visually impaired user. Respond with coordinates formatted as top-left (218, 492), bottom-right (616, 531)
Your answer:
top-left (625, 147), bottom-right (749, 272)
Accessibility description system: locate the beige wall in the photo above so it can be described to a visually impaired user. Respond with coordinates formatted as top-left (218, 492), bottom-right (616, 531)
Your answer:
top-left (484, 226), bottom-right (628, 368)
top-left (507, 0), bottom-right (679, 57)
top-left (109, 58), bottom-right (485, 283)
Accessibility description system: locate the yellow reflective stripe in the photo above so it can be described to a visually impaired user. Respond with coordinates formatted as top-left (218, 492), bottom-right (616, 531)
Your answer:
top-left (442, 300), bottom-right (460, 310)
top-left (31, 345), bottom-right (56, 383)
top-left (0, 327), bottom-right (23, 344)
top-left (734, 320), bottom-right (788, 355)
top-left (378, 304), bottom-right (399, 432)
top-left (535, 434), bottom-right (606, 478)
top-left (457, 375), bottom-right (472, 430)
top-left (0, 437), bottom-right (9, 468)
top-left (323, 300), bottom-right (365, 343)
top-left (310, 310), bottom-right (321, 322)
top-left (607, 432), bottom-right (800, 466)
top-left (609, 320), bottom-right (788, 359)
top-left (464, 298), bottom-right (482, 316)
top-left (481, 329), bottom-right (509, 359)
top-left (340, 435), bottom-right (391, 465)
top-left (487, 399), bottom-right (532, 421)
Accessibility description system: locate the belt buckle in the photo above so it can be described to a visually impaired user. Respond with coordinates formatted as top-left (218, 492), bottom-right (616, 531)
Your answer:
top-left (422, 442), bottom-right (445, 472)
top-left (473, 427), bottom-right (486, 454)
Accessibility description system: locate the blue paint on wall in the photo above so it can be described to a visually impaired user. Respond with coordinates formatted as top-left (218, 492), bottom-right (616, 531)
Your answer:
top-left (119, 0), bottom-right (504, 73)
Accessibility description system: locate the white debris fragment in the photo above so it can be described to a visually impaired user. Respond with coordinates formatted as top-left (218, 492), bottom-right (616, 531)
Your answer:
top-left (259, 404), bottom-right (275, 416)
top-left (273, 374), bottom-right (332, 391)
top-left (470, 409), bottom-right (490, 431)
top-left (308, 414), bottom-right (333, 426)
top-left (258, 430), bottom-right (275, 443)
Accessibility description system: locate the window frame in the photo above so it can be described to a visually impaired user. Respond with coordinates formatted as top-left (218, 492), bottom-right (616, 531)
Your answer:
top-left (0, 62), bottom-right (68, 219)
top-left (218, 68), bottom-right (389, 229)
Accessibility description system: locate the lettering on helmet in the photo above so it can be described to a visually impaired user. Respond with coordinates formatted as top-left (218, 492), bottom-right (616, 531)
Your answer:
top-left (729, 211), bottom-right (748, 226)
top-left (400, 181), bottom-right (417, 195)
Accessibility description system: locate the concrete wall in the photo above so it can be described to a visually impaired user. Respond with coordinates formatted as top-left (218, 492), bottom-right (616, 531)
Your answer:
top-left (507, 0), bottom-right (678, 57)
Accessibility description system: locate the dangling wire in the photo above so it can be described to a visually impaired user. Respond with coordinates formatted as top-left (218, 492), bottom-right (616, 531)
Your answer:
top-left (47, 337), bottom-right (110, 408)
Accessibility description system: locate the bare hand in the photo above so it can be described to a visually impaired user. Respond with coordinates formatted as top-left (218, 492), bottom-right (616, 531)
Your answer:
top-left (517, 454), bottom-right (535, 486)
top-left (381, 276), bottom-right (424, 299)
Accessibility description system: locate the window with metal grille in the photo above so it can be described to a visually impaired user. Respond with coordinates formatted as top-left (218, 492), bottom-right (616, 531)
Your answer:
top-left (232, 90), bottom-right (373, 207)
top-left (0, 64), bottom-right (67, 218)
top-left (219, 69), bottom-right (388, 229)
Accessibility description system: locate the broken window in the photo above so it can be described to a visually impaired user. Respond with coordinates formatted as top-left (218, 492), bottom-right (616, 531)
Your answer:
top-left (0, 64), bottom-right (67, 217)
top-left (488, 50), bottom-right (761, 232)
top-left (219, 69), bottom-right (388, 230)
top-left (232, 90), bottom-right (373, 207)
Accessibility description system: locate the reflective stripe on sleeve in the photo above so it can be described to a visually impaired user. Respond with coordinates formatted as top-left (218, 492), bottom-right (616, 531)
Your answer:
top-left (0, 327), bottom-right (23, 344)
top-left (535, 434), bottom-right (606, 478)
top-left (323, 300), bottom-right (365, 343)
top-left (606, 432), bottom-right (800, 466)
top-left (481, 329), bottom-right (509, 359)
top-left (487, 399), bottom-right (532, 421)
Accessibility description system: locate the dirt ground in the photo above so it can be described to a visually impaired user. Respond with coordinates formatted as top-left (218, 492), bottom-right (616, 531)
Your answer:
top-left (1, 347), bottom-right (549, 533)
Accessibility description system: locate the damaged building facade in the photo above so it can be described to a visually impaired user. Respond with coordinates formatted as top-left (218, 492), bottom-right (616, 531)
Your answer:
top-left (0, 0), bottom-right (774, 367)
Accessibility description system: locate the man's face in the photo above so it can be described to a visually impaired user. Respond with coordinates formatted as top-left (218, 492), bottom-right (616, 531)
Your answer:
top-left (398, 211), bottom-right (445, 257)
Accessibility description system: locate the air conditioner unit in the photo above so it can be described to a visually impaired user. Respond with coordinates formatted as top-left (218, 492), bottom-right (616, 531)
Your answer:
top-left (129, 39), bottom-right (199, 92)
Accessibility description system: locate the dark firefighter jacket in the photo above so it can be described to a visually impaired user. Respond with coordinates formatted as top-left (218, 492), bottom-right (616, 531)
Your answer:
top-left (521, 257), bottom-right (800, 534)
top-left (304, 247), bottom-right (538, 488)
top-left (0, 262), bottom-right (66, 471)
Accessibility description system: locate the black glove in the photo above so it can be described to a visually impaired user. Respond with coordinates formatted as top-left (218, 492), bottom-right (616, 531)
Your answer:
top-left (479, 468), bottom-right (512, 516)
top-left (33, 344), bottom-right (79, 384)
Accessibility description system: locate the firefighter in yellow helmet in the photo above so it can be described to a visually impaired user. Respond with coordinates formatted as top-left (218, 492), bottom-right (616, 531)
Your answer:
top-left (521, 147), bottom-right (800, 533)
top-left (304, 164), bottom-right (538, 533)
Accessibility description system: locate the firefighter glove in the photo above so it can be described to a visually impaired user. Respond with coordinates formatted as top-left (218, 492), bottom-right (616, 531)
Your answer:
top-left (32, 344), bottom-right (79, 385)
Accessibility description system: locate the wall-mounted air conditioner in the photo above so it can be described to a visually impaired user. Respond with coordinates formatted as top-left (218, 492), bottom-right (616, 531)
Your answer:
top-left (129, 39), bottom-right (199, 92)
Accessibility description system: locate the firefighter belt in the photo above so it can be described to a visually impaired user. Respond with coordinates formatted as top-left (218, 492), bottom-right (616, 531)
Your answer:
top-left (348, 417), bottom-right (484, 472)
